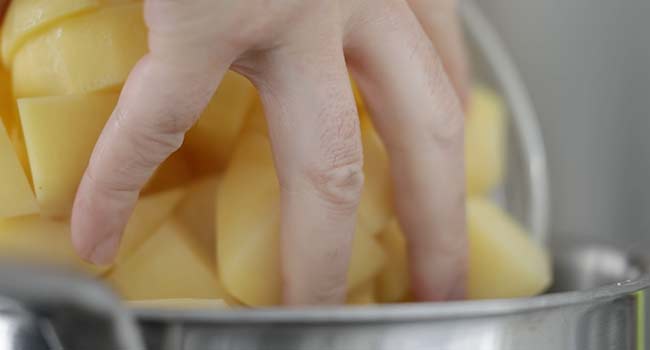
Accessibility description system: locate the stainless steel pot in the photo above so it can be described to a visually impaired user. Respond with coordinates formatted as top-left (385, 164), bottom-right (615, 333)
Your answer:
top-left (0, 239), bottom-right (647, 350)
top-left (0, 1), bottom-right (645, 349)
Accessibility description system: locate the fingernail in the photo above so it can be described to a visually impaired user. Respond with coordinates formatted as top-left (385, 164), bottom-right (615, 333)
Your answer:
top-left (88, 234), bottom-right (120, 265)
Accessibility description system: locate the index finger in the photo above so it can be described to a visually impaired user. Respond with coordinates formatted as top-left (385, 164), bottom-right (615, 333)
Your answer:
top-left (71, 54), bottom-right (228, 264)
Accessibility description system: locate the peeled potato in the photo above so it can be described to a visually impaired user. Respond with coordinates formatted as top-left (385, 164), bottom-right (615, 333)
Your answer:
top-left (358, 117), bottom-right (392, 236)
top-left (467, 197), bottom-right (551, 299)
top-left (12, 2), bottom-right (147, 97)
top-left (347, 227), bottom-right (386, 291)
top-left (1, 0), bottom-right (101, 65)
top-left (183, 71), bottom-right (256, 174)
top-left (0, 67), bottom-right (15, 131)
top-left (128, 299), bottom-right (228, 309)
top-left (376, 219), bottom-right (410, 303)
top-left (242, 97), bottom-right (268, 135)
top-left (142, 150), bottom-right (194, 195)
top-left (466, 86), bottom-right (507, 196)
top-left (108, 219), bottom-right (228, 300)
top-left (218, 131), bottom-right (387, 306)
top-left (0, 65), bottom-right (31, 180)
top-left (175, 176), bottom-right (220, 265)
top-left (376, 199), bottom-right (551, 301)
top-left (19, 93), bottom-right (118, 218)
top-left (116, 188), bottom-right (186, 263)
top-left (347, 282), bottom-right (376, 305)
top-left (0, 215), bottom-right (107, 275)
top-left (0, 121), bottom-right (37, 218)
top-left (216, 132), bottom-right (282, 306)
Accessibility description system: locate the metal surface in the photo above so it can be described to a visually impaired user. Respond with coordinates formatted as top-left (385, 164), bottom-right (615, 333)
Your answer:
top-left (134, 240), bottom-right (649, 350)
top-left (0, 262), bottom-right (144, 350)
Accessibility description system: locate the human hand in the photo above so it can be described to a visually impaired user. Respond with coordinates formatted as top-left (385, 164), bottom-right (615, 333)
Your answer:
top-left (66, 0), bottom-right (468, 305)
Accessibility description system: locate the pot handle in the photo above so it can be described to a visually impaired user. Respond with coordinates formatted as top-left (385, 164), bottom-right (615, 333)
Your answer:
top-left (0, 260), bottom-right (144, 350)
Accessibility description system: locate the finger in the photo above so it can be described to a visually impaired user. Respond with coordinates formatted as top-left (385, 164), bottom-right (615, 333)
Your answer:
top-left (347, 1), bottom-right (467, 300)
top-left (253, 45), bottom-right (363, 305)
top-left (71, 54), bottom-right (231, 265)
top-left (407, 0), bottom-right (469, 108)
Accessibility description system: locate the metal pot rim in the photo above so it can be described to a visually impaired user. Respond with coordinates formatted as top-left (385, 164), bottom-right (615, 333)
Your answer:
top-left (134, 271), bottom-right (649, 323)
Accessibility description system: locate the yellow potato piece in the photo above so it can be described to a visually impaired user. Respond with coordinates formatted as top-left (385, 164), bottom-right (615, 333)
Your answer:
top-left (347, 226), bottom-right (386, 291)
top-left (108, 219), bottom-right (227, 300)
top-left (0, 64), bottom-right (31, 181)
top-left (467, 197), bottom-right (552, 299)
top-left (142, 150), bottom-right (193, 195)
top-left (242, 97), bottom-right (268, 135)
top-left (116, 188), bottom-right (186, 263)
top-left (175, 176), bottom-right (220, 265)
top-left (0, 67), bottom-right (15, 131)
top-left (12, 2), bottom-right (147, 97)
top-left (0, 215), bottom-right (106, 275)
top-left (358, 118), bottom-right (392, 236)
top-left (347, 282), bottom-right (376, 305)
top-left (0, 121), bottom-right (37, 218)
top-left (466, 86), bottom-right (507, 196)
top-left (1, 0), bottom-right (101, 66)
top-left (377, 199), bottom-right (552, 301)
top-left (217, 132), bottom-right (282, 306)
top-left (376, 219), bottom-right (410, 303)
top-left (19, 93), bottom-right (118, 218)
top-left (217, 131), bottom-right (386, 306)
top-left (128, 299), bottom-right (228, 310)
top-left (184, 71), bottom-right (256, 174)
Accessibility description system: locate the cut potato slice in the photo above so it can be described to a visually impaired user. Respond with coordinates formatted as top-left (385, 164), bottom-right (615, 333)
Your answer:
top-left (175, 176), bottom-right (220, 265)
top-left (217, 132), bottom-right (282, 306)
top-left (128, 299), bottom-right (228, 309)
top-left (116, 188), bottom-right (186, 263)
top-left (18, 93), bottom-right (118, 218)
top-left (218, 131), bottom-right (386, 306)
top-left (108, 219), bottom-right (227, 300)
top-left (376, 219), bottom-right (410, 303)
top-left (183, 71), bottom-right (256, 174)
top-left (347, 226), bottom-right (386, 291)
top-left (347, 282), bottom-right (376, 305)
top-left (377, 199), bottom-right (552, 301)
top-left (0, 67), bottom-right (15, 131)
top-left (0, 121), bottom-right (37, 218)
top-left (1, 0), bottom-right (101, 65)
top-left (0, 215), bottom-right (106, 275)
top-left (0, 65), bottom-right (31, 180)
top-left (242, 97), bottom-right (267, 135)
top-left (142, 150), bottom-right (193, 195)
top-left (12, 2), bottom-right (146, 97)
top-left (467, 197), bottom-right (552, 299)
top-left (358, 118), bottom-right (392, 236)
top-left (466, 86), bottom-right (507, 196)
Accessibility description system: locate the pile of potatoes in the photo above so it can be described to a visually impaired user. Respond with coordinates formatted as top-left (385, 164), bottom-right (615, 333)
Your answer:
top-left (0, 0), bottom-right (551, 307)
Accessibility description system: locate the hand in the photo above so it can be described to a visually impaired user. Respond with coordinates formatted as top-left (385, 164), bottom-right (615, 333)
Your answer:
top-left (59, 0), bottom-right (468, 305)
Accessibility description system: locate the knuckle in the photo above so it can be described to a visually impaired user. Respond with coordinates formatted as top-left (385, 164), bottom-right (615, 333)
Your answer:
top-left (304, 160), bottom-right (365, 211)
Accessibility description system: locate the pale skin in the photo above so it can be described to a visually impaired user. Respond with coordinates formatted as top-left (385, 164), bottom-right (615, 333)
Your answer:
top-left (1, 0), bottom-right (468, 305)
